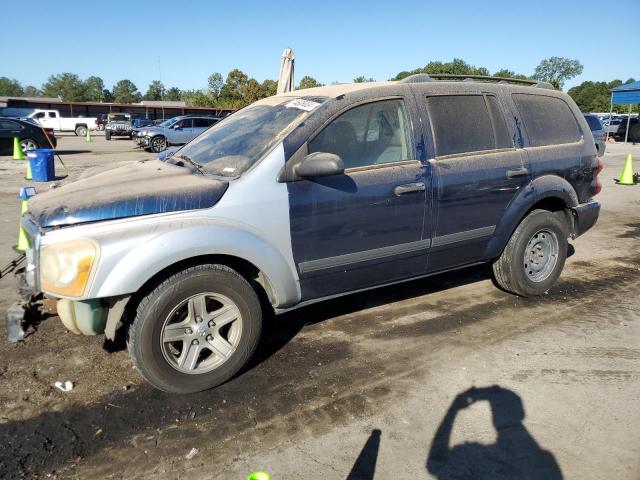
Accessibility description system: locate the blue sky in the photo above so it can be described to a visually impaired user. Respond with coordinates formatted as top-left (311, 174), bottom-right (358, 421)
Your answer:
top-left (1, 0), bottom-right (636, 92)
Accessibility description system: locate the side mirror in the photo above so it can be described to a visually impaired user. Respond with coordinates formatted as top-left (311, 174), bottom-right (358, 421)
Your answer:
top-left (294, 152), bottom-right (344, 178)
top-left (173, 124), bottom-right (182, 130)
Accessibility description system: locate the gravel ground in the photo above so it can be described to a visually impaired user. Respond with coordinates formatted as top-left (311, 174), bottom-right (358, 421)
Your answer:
top-left (0, 135), bottom-right (638, 479)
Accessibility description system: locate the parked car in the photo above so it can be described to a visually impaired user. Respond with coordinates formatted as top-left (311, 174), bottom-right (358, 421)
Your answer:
top-left (14, 77), bottom-right (601, 393)
top-left (583, 114), bottom-right (606, 155)
top-left (601, 116), bottom-right (624, 136)
top-left (0, 117), bottom-right (56, 155)
top-left (132, 117), bottom-right (177, 146)
top-left (139, 114), bottom-right (221, 153)
top-left (615, 117), bottom-right (640, 142)
top-left (95, 113), bottom-right (108, 131)
top-left (27, 109), bottom-right (97, 136)
top-left (105, 113), bottom-right (134, 140)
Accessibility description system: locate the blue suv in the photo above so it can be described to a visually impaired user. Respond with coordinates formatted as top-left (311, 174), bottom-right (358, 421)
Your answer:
top-left (14, 75), bottom-right (601, 393)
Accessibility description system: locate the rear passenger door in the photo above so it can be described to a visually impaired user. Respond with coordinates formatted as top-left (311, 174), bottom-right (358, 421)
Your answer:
top-left (509, 93), bottom-right (588, 197)
top-left (424, 93), bottom-right (529, 272)
top-left (191, 118), bottom-right (214, 140)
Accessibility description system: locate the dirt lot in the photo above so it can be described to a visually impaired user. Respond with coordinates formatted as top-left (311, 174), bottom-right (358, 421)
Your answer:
top-left (0, 134), bottom-right (639, 479)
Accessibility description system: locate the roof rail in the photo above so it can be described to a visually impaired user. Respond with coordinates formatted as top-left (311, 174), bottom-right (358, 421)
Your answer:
top-left (399, 73), bottom-right (554, 88)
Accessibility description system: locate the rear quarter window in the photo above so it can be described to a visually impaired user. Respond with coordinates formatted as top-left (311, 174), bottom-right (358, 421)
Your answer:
top-left (512, 94), bottom-right (581, 147)
top-left (584, 115), bottom-right (602, 131)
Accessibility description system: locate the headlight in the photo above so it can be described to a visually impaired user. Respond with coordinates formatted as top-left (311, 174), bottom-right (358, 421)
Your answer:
top-left (40, 239), bottom-right (99, 298)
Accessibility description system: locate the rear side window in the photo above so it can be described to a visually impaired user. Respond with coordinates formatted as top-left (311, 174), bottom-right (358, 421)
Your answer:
top-left (426, 95), bottom-right (512, 157)
top-left (584, 115), bottom-right (602, 132)
top-left (512, 94), bottom-right (581, 146)
top-left (0, 120), bottom-right (20, 130)
top-left (193, 118), bottom-right (213, 128)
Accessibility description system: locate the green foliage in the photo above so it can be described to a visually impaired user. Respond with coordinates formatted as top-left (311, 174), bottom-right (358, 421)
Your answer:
top-left (181, 89), bottom-right (211, 107)
top-left (261, 79), bottom-right (278, 97)
top-left (144, 80), bottom-right (166, 101)
top-left (164, 87), bottom-right (182, 101)
top-left (84, 76), bottom-right (105, 101)
top-left (42, 73), bottom-right (87, 101)
top-left (392, 58), bottom-right (491, 81)
top-left (0, 77), bottom-right (24, 96)
top-left (533, 57), bottom-right (583, 89)
top-left (207, 73), bottom-right (223, 100)
top-left (353, 76), bottom-right (375, 83)
top-left (492, 69), bottom-right (529, 80)
top-left (568, 79), bottom-right (639, 113)
top-left (297, 76), bottom-right (322, 90)
top-left (23, 85), bottom-right (41, 97)
top-left (102, 89), bottom-right (114, 102)
top-left (112, 79), bottom-right (141, 103)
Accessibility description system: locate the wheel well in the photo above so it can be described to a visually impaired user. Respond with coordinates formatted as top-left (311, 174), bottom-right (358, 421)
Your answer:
top-left (523, 197), bottom-right (574, 234)
top-left (113, 255), bottom-right (275, 345)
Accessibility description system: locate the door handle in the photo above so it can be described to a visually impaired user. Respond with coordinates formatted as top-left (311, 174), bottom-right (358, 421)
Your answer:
top-left (506, 167), bottom-right (529, 178)
top-left (394, 182), bottom-right (426, 196)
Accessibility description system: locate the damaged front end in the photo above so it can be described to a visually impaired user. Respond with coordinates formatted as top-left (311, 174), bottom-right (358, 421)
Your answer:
top-left (5, 215), bottom-right (44, 341)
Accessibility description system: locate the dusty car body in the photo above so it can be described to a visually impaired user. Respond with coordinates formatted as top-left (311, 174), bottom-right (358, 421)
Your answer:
top-left (11, 76), bottom-right (601, 393)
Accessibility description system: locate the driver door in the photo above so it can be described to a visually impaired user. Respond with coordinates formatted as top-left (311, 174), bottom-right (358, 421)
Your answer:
top-left (287, 98), bottom-right (430, 300)
top-left (169, 119), bottom-right (193, 144)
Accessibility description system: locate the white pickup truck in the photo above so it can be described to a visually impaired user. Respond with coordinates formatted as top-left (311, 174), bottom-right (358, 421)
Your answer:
top-left (28, 109), bottom-right (97, 136)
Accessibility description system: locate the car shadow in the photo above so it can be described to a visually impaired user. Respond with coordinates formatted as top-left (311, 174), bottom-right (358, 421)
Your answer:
top-left (247, 263), bottom-right (493, 371)
top-left (55, 150), bottom-right (92, 155)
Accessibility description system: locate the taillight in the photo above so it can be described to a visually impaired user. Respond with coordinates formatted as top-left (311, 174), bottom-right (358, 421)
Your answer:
top-left (45, 129), bottom-right (55, 136)
top-left (592, 156), bottom-right (603, 196)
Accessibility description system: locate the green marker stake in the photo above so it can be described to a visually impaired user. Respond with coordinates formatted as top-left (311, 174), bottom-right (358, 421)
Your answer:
top-left (247, 471), bottom-right (271, 480)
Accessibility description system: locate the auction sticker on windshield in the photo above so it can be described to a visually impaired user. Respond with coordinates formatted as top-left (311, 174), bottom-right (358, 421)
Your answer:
top-left (285, 99), bottom-right (321, 111)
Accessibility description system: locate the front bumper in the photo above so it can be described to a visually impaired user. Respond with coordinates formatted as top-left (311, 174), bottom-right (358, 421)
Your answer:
top-left (572, 200), bottom-right (600, 237)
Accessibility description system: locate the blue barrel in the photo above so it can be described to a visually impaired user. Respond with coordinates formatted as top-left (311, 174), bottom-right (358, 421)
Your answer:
top-left (26, 149), bottom-right (55, 182)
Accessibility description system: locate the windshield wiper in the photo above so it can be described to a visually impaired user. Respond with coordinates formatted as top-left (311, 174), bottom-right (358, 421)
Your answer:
top-left (173, 154), bottom-right (205, 175)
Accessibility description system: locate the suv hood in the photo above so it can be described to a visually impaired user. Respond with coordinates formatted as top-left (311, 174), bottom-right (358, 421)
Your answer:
top-left (28, 160), bottom-right (229, 228)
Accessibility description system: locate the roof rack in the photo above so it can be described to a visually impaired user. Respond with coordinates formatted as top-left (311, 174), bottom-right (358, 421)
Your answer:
top-left (398, 73), bottom-right (554, 89)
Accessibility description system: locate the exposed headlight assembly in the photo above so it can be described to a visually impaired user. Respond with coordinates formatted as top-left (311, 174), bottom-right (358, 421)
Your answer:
top-left (40, 239), bottom-right (99, 298)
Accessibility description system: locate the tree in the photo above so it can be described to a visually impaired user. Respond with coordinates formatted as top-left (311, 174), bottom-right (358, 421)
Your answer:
top-left (23, 85), bottom-right (41, 97)
top-left (42, 73), bottom-right (86, 101)
top-left (0, 77), bottom-right (24, 96)
top-left (144, 80), bottom-right (165, 101)
top-left (84, 76), bottom-right (105, 101)
top-left (102, 89), bottom-right (114, 103)
top-left (493, 69), bottom-right (529, 80)
top-left (240, 78), bottom-right (264, 104)
top-left (181, 89), bottom-right (211, 107)
top-left (261, 79), bottom-right (277, 97)
top-left (568, 79), bottom-right (638, 114)
top-left (207, 73), bottom-right (223, 100)
top-left (112, 79), bottom-right (141, 103)
top-left (297, 75), bottom-right (322, 89)
top-left (165, 87), bottom-right (182, 101)
top-left (220, 69), bottom-right (250, 107)
top-left (353, 76), bottom-right (375, 83)
top-left (533, 57), bottom-right (583, 90)
top-left (392, 58), bottom-right (490, 81)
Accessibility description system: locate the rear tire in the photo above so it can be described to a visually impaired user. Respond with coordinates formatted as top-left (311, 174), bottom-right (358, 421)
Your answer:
top-left (629, 124), bottom-right (640, 143)
top-left (105, 131), bottom-right (111, 140)
top-left (127, 264), bottom-right (262, 394)
top-left (492, 209), bottom-right (568, 297)
top-left (75, 125), bottom-right (87, 137)
top-left (20, 138), bottom-right (38, 153)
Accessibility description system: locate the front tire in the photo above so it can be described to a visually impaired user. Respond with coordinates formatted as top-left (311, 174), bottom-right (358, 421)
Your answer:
top-left (492, 209), bottom-right (568, 297)
top-left (150, 135), bottom-right (166, 153)
top-left (127, 264), bottom-right (262, 394)
top-left (105, 130), bottom-right (111, 140)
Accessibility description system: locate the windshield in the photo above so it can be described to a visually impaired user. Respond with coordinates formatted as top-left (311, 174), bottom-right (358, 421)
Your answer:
top-left (176, 97), bottom-right (320, 177)
top-left (156, 118), bottom-right (177, 127)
